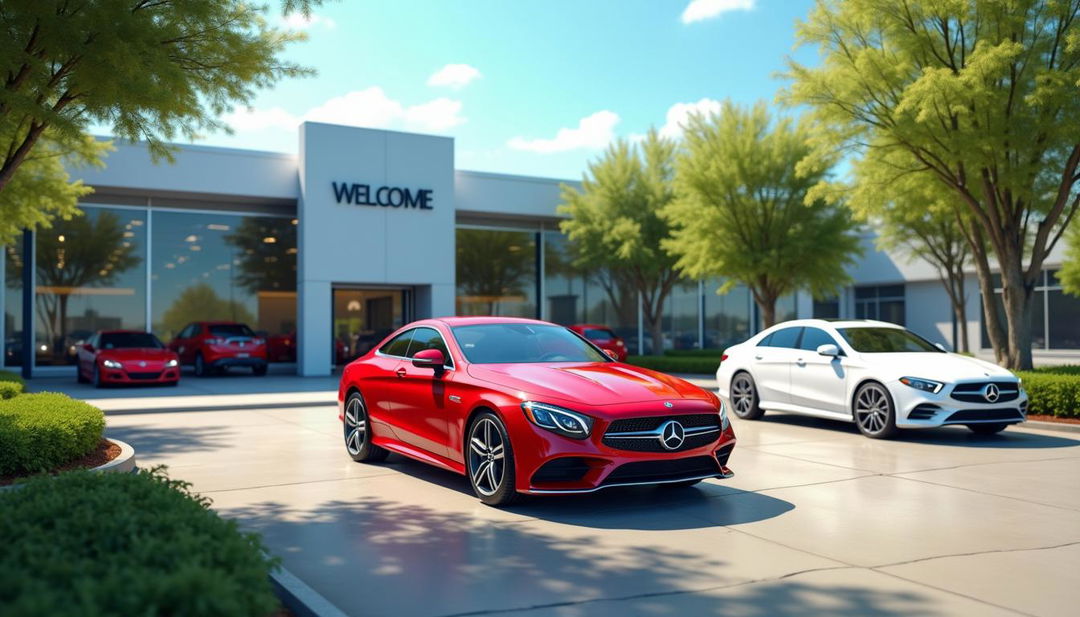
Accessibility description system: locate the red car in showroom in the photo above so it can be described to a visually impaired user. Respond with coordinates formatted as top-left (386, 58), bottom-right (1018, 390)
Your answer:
top-left (168, 321), bottom-right (268, 376)
top-left (76, 330), bottom-right (180, 387)
top-left (568, 323), bottom-right (628, 361)
top-left (337, 317), bottom-right (735, 506)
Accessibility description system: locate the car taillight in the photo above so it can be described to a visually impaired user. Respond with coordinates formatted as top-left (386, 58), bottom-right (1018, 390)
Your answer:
top-left (253, 338), bottom-right (265, 345)
top-left (207, 337), bottom-right (224, 345)
top-left (721, 354), bottom-right (729, 362)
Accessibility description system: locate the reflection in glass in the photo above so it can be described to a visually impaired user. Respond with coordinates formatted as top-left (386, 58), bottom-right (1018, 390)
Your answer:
top-left (584, 270), bottom-right (638, 352)
top-left (543, 232), bottom-right (585, 325)
top-left (151, 211), bottom-right (296, 361)
top-left (333, 289), bottom-right (404, 365)
top-left (704, 281), bottom-right (751, 350)
top-left (4, 237), bottom-right (23, 366)
top-left (1048, 289), bottom-right (1080, 349)
top-left (455, 228), bottom-right (536, 317)
top-left (663, 281), bottom-right (700, 352)
top-left (35, 207), bottom-right (146, 365)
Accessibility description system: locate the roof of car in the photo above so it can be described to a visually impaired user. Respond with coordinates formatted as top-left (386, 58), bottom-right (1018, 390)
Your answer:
top-left (570, 323), bottom-right (612, 330)
top-left (770, 318), bottom-right (902, 329)
top-left (434, 316), bottom-right (552, 327)
top-left (98, 329), bottom-right (152, 335)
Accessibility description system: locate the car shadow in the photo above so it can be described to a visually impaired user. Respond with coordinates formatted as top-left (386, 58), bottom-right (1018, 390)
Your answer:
top-left (749, 413), bottom-right (1080, 449)
top-left (375, 453), bottom-right (795, 530)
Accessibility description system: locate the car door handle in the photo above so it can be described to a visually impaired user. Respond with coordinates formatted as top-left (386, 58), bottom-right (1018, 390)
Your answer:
top-left (396, 368), bottom-right (407, 378)
top-left (754, 355), bottom-right (763, 360)
top-left (795, 358), bottom-right (806, 366)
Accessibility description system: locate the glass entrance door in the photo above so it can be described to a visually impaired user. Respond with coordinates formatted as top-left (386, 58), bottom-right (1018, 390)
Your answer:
top-left (332, 288), bottom-right (409, 365)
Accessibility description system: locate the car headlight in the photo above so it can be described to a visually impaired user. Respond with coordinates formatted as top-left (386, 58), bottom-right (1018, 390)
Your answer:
top-left (165, 359), bottom-right (178, 367)
top-left (899, 377), bottom-right (943, 394)
top-left (719, 399), bottom-right (730, 431)
top-left (102, 359), bottom-right (122, 369)
top-left (521, 401), bottom-right (593, 439)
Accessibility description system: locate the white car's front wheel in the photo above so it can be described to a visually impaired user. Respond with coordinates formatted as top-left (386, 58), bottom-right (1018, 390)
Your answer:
top-left (730, 372), bottom-right (765, 420)
top-left (853, 382), bottom-right (898, 439)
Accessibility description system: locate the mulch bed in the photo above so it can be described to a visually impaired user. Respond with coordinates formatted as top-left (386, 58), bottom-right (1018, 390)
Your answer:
top-left (1027, 414), bottom-right (1080, 426)
top-left (0, 439), bottom-right (121, 486)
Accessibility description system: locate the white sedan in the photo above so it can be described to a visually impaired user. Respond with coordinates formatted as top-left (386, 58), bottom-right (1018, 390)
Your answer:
top-left (716, 319), bottom-right (1028, 438)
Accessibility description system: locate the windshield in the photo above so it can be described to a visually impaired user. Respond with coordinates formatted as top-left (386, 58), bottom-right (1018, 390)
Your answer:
top-left (452, 323), bottom-right (609, 364)
top-left (100, 332), bottom-right (163, 349)
top-left (209, 324), bottom-right (255, 338)
top-left (837, 327), bottom-right (942, 353)
top-left (583, 328), bottom-right (616, 341)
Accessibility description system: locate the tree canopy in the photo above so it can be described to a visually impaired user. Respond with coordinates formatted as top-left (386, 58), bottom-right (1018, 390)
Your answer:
top-left (785, 0), bottom-right (1080, 368)
top-left (558, 131), bottom-right (681, 354)
top-left (0, 0), bottom-right (316, 243)
top-left (664, 100), bottom-right (861, 328)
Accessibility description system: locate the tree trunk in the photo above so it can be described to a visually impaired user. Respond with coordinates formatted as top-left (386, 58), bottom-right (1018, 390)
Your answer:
top-left (955, 274), bottom-right (970, 354)
top-left (999, 261), bottom-right (1035, 370)
top-left (757, 296), bottom-right (777, 329)
top-left (966, 227), bottom-right (1007, 365)
top-left (648, 314), bottom-right (665, 357)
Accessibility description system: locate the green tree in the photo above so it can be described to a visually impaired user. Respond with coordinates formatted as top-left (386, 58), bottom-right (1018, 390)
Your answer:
top-left (158, 283), bottom-right (255, 339)
top-left (664, 101), bottom-right (861, 328)
top-left (34, 210), bottom-right (141, 356)
top-left (225, 217), bottom-right (298, 294)
top-left (559, 131), bottom-right (681, 355)
top-left (0, 0), bottom-right (319, 244)
top-left (848, 153), bottom-right (973, 351)
top-left (785, 0), bottom-right (1080, 369)
top-left (456, 229), bottom-right (535, 315)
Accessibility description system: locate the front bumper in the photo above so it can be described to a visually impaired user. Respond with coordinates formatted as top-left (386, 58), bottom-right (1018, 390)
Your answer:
top-left (510, 404), bottom-right (737, 494)
top-left (101, 367), bottom-right (180, 384)
top-left (209, 356), bottom-right (267, 370)
top-left (891, 380), bottom-right (1028, 428)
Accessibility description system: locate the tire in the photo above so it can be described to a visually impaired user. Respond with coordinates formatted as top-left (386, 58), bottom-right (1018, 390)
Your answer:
top-left (252, 364), bottom-right (268, 376)
top-left (343, 391), bottom-right (388, 463)
top-left (968, 422), bottom-right (1009, 435)
top-left (466, 412), bottom-right (518, 507)
top-left (93, 364), bottom-right (104, 389)
top-left (729, 372), bottom-right (765, 420)
top-left (853, 382), bottom-right (898, 439)
top-left (194, 353), bottom-right (207, 377)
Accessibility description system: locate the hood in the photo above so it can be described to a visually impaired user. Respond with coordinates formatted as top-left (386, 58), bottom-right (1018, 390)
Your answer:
top-left (99, 348), bottom-right (177, 361)
top-left (859, 352), bottom-right (1016, 382)
top-left (466, 362), bottom-right (713, 406)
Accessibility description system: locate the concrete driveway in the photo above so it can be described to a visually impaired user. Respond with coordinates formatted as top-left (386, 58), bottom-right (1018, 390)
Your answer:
top-left (75, 376), bottom-right (1080, 617)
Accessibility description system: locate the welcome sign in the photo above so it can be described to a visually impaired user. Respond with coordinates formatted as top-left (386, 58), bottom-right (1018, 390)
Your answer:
top-left (332, 182), bottom-right (434, 210)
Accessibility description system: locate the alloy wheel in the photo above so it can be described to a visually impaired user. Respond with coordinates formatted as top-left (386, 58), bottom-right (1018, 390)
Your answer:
top-left (854, 383), bottom-right (895, 437)
top-left (468, 418), bottom-right (506, 497)
top-left (730, 373), bottom-right (764, 419)
top-left (344, 396), bottom-right (366, 456)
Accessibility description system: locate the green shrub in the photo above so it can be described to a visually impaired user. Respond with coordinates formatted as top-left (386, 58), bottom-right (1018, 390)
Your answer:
top-left (1015, 371), bottom-right (1080, 418)
top-left (0, 468), bottom-right (280, 617)
top-left (0, 381), bottom-right (22, 400)
top-left (627, 355), bottom-right (720, 375)
top-left (663, 349), bottom-right (728, 358)
top-left (1029, 365), bottom-right (1080, 376)
top-left (0, 393), bottom-right (105, 476)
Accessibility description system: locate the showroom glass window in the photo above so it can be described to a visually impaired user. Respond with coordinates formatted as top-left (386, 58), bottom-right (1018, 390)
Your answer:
top-left (813, 295), bottom-right (841, 319)
top-left (34, 206), bottom-right (147, 365)
top-left (543, 231), bottom-right (586, 325)
top-left (981, 270), bottom-right (1073, 350)
top-left (661, 280), bottom-right (700, 353)
top-left (3, 236), bottom-right (23, 366)
top-left (854, 285), bottom-right (905, 325)
top-left (703, 280), bottom-right (751, 350)
top-left (151, 211), bottom-right (296, 359)
top-left (455, 227), bottom-right (536, 318)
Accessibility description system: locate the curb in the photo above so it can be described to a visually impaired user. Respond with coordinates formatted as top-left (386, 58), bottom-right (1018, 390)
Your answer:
top-left (95, 439), bottom-right (137, 473)
top-left (270, 566), bottom-right (351, 617)
top-left (1017, 420), bottom-right (1080, 434)
top-left (102, 400), bottom-right (331, 415)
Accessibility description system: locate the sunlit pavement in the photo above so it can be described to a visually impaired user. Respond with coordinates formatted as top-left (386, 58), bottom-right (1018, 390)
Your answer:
top-left (46, 374), bottom-right (1080, 617)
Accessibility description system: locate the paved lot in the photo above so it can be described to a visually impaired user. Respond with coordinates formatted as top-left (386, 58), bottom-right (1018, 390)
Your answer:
top-left (44, 375), bottom-right (1080, 616)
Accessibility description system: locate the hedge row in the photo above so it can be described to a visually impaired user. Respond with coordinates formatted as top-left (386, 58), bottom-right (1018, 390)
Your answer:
top-left (0, 392), bottom-right (105, 476)
top-left (0, 468), bottom-right (280, 617)
top-left (0, 370), bottom-right (23, 400)
top-left (626, 355), bottom-right (720, 375)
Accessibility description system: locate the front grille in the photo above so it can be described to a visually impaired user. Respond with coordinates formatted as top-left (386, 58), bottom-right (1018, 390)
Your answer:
top-left (127, 371), bottom-right (162, 380)
top-left (606, 414), bottom-right (720, 433)
top-left (944, 408), bottom-right (1024, 423)
top-left (908, 404), bottom-right (941, 420)
top-left (603, 432), bottom-right (717, 453)
top-left (603, 456), bottom-right (719, 485)
top-left (950, 381), bottom-right (1020, 403)
top-left (531, 457), bottom-right (591, 485)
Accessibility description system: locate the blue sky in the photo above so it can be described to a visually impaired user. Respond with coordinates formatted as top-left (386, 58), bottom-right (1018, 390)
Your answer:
top-left (200, 0), bottom-right (819, 180)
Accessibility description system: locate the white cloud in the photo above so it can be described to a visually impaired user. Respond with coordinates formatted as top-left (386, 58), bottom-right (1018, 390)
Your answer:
top-left (224, 87), bottom-right (466, 137)
top-left (427, 63), bottom-right (482, 89)
top-left (681, 0), bottom-right (755, 24)
top-left (507, 111), bottom-right (620, 154)
top-left (278, 12), bottom-right (336, 30)
top-left (658, 98), bottom-right (722, 138)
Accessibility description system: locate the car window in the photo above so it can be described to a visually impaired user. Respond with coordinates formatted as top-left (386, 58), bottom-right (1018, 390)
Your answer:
top-left (100, 332), bottom-right (163, 349)
top-left (406, 327), bottom-right (452, 366)
top-left (838, 327), bottom-right (942, 353)
top-left (452, 323), bottom-right (608, 364)
top-left (209, 324), bottom-right (254, 338)
top-left (379, 330), bottom-right (414, 357)
top-left (760, 327), bottom-right (802, 349)
top-left (583, 328), bottom-right (616, 341)
top-left (799, 327), bottom-right (840, 352)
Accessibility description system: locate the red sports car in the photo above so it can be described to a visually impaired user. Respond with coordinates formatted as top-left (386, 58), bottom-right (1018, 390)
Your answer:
top-left (168, 321), bottom-right (267, 376)
top-left (76, 330), bottom-right (180, 387)
top-left (568, 323), bottom-right (628, 361)
top-left (337, 317), bottom-right (735, 506)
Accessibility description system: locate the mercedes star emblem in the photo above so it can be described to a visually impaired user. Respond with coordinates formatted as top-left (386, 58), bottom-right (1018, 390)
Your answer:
top-left (138, 361), bottom-right (147, 367)
top-left (983, 383), bottom-right (1000, 403)
top-left (659, 420), bottom-right (686, 450)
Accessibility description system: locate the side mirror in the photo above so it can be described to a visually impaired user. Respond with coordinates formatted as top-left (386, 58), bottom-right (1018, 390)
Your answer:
top-left (816, 344), bottom-right (840, 357)
top-left (935, 343), bottom-right (947, 352)
top-left (604, 349), bottom-right (619, 360)
top-left (412, 348), bottom-right (446, 372)
top-left (82, 343), bottom-right (94, 352)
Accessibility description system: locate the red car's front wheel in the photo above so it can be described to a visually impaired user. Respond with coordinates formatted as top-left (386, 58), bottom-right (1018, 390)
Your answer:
top-left (343, 392), bottom-right (388, 463)
top-left (467, 412), bottom-right (518, 507)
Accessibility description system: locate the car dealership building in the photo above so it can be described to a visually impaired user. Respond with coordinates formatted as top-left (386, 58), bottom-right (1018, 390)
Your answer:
top-left (1, 122), bottom-right (1076, 377)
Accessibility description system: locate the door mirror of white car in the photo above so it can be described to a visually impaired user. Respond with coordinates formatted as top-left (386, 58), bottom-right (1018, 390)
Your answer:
top-left (816, 344), bottom-right (840, 357)
top-left (934, 343), bottom-right (947, 352)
